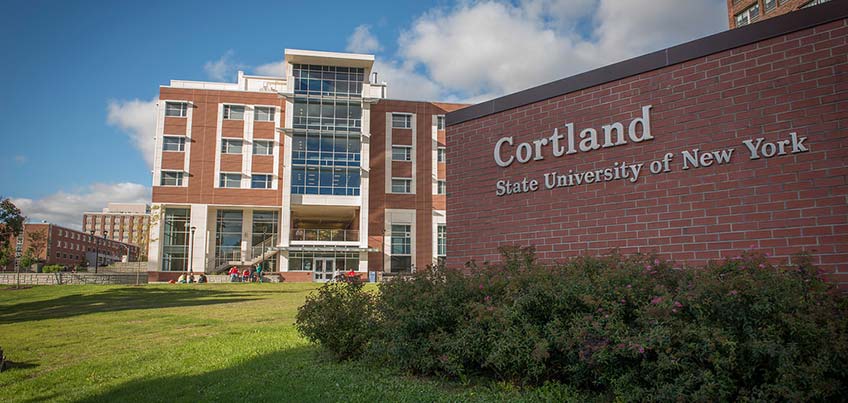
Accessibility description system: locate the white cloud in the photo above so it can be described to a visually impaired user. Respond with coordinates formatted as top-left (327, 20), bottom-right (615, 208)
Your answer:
top-left (254, 60), bottom-right (285, 77)
top-left (398, 0), bottom-right (727, 99)
top-left (372, 60), bottom-right (447, 101)
top-left (204, 50), bottom-right (243, 81)
top-left (346, 24), bottom-right (382, 53)
top-left (106, 98), bottom-right (157, 169)
top-left (12, 183), bottom-right (150, 230)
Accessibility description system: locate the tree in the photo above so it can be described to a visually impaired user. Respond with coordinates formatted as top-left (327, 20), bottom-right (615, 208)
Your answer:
top-left (0, 197), bottom-right (24, 249)
top-left (26, 229), bottom-right (47, 263)
top-left (0, 197), bottom-right (25, 288)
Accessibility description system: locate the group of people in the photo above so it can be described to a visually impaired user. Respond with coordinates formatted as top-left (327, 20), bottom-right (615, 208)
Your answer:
top-left (174, 272), bottom-right (207, 284)
top-left (228, 264), bottom-right (264, 283)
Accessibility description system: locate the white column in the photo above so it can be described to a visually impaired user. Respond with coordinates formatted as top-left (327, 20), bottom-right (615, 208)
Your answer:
top-left (189, 204), bottom-right (208, 273)
top-left (242, 209), bottom-right (253, 262)
top-left (147, 204), bottom-right (164, 272)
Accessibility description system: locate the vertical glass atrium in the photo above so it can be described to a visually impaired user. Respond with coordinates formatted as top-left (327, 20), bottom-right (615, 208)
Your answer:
top-left (290, 64), bottom-right (364, 196)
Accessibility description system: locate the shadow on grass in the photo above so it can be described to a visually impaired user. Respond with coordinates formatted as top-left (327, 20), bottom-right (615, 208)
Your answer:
top-left (0, 288), bottom-right (263, 325)
top-left (78, 347), bottom-right (415, 403)
top-left (2, 360), bottom-right (38, 371)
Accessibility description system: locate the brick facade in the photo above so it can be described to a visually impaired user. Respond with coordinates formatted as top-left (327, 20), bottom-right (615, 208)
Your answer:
top-left (447, 12), bottom-right (847, 283)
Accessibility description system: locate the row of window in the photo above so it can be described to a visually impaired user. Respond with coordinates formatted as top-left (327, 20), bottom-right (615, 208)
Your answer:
top-left (164, 101), bottom-right (276, 121)
top-left (390, 146), bottom-right (446, 163)
top-left (390, 113), bottom-right (446, 130)
top-left (159, 172), bottom-right (275, 189)
top-left (390, 178), bottom-right (447, 195)
top-left (734, 0), bottom-right (828, 27)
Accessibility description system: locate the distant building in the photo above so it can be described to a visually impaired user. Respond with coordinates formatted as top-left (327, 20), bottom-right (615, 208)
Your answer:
top-left (83, 203), bottom-right (150, 260)
top-left (3, 222), bottom-right (139, 271)
top-left (727, 0), bottom-right (832, 28)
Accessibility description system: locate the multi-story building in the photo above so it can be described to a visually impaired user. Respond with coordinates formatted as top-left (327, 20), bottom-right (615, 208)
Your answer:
top-left (727, 0), bottom-right (831, 28)
top-left (2, 222), bottom-right (139, 271)
top-left (147, 49), bottom-right (465, 281)
top-left (83, 203), bottom-right (151, 260)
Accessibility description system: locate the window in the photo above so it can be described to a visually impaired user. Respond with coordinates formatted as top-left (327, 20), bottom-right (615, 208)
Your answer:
top-left (162, 208), bottom-right (189, 271)
top-left (162, 136), bottom-right (186, 152)
top-left (764, 0), bottom-right (776, 11)
top-left (392, 146), bottom-right (412, 161)
top-left (221, 139), bottom-right (243, 154)
top-left (215, 210), bottom-right (242, 268)
top-left (292, 64), bottom-right (365, 97)
top-left (735, 3), bottom-right (759, 27)
top-left (436, 115), bottom-right (445, 130)
top-left (160, 171), bottom-right (184, 186)
top-left (292, 98), bottom-right (362, 132)
top-left (253, 140), bottom-right (273, 156)
top-left (392, 113), bottom-right (412, 129)
top-left (390, 224), bottom-right (412, 273)
top-left (223, 104), bottom-right (245, 120)
top-left (254, 106), bottom-right (275, 122)
top-left (251, 174), bottom-right (273, 189)
top-left (802, 0), bottom-right (830, 8)
top-left (437, 180), bottom-right (446, 195)
top-left (219, 173), bottom-right (241, 188)
top-left (165, 102), bottom-right (187, 117)
top-left (437, 224), bottom-right (446, 258)
top-left (391, 178), bottom-right (412, 194)
top-left (291, 166), bottom-right (361, 196)
top-left (437, 147), bottom-right (446, 163)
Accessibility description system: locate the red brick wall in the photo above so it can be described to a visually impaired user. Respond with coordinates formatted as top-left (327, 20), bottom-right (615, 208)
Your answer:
top-left (447, 19), bottom-right (848, 283)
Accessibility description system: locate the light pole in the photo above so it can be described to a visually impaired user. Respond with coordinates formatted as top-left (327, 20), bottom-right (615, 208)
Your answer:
top-left (89, 230), bottom-right (98, 274)
top-left (188, 225), bottom-right (196, 275)
top-left (101, 231), bottom-right (107, 272)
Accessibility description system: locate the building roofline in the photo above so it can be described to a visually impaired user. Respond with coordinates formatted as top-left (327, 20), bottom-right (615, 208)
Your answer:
top-left (446, 0), bottom-right (848, 126)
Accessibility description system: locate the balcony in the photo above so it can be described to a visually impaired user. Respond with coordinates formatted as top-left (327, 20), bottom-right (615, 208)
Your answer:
top-left (291, 228), bottom-right (358, 242)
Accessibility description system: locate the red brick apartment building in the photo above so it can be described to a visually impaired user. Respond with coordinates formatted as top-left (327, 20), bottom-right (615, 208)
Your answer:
top-left (148, 49), bottom-right (465, 281)
top-left (3, 223), bottom-right (139, 271)
top-left (446, 3), bottom-right (848, 284)
top-left (83, 203), bottom-right (151, 260)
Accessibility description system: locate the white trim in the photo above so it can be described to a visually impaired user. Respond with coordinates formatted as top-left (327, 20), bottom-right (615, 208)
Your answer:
top-left (411, 114), bottom-right (417, 195)
top-left (214, 104), bottom-right (224, 188)
top-left (184, 102), bottom-right (193, 187)
top-left (384, 112), bottom-right (392, 194)
top-left (273, 105), bottom-right (281, 191)
top-left (432, 115), bottom-right (439, 195)
top-left (242, 104), bottom-right (254, 188)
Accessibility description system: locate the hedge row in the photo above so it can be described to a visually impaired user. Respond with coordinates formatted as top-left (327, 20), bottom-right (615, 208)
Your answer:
top-left (296, 248), bottom-right (848, 400)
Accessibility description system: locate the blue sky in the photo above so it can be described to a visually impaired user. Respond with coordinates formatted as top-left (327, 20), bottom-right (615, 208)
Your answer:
top-left (0, 0), bottom-right (728, 228)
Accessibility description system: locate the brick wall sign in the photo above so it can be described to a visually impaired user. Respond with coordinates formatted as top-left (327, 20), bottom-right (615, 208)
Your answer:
top-left (446, 3), bottom-right (848, 284)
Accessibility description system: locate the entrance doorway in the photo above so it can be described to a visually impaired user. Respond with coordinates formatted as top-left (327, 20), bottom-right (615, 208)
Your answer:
top-left (313, 257), bottom-right (335, 282)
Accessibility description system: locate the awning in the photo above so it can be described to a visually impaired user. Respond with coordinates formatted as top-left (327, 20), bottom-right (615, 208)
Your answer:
top-left (274, 245), bottom-right (380, 253)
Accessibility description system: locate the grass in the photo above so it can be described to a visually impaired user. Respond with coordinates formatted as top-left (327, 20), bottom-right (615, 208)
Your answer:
top-left (0, 284), bottom-right (580, 402)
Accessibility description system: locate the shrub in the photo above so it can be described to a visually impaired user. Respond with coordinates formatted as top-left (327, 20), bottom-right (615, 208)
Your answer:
top-left (41, 264), bottom-right (63, 273)
top-left (295, 279), bottom-right (376, 360)
top-left (296, 248), bottom-right (848, 400)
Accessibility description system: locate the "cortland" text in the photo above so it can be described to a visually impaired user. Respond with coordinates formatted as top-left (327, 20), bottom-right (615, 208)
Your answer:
top-left (493, 105), bottom-right (654, 168)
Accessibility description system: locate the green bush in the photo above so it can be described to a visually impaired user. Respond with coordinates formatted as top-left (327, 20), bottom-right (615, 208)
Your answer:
top-left (295, 279), bottom-right (376, 360)
top-left (41, 264), bottom-right (63, 273)
top-left (296, 247), bottom-right (848, 400)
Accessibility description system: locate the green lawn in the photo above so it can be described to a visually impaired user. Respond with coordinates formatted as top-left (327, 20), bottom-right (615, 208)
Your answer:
top-left (0, 284), bottom-right (577, 402)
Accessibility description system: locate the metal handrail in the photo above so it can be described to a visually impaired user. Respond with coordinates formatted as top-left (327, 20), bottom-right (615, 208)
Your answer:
top-left (291, 228), bottom-right (358, 242)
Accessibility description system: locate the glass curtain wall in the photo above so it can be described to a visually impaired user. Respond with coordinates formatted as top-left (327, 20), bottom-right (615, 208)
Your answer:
top-left (291, 64), bottom-right (363, 196)
top-left (215, 210), bottom-right (243, 268)
top-left (162, 208), bottom-right (190, 271)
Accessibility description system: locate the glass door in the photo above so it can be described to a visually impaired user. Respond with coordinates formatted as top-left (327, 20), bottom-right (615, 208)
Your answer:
top-left (312, 257), bottom-right (335, 282)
